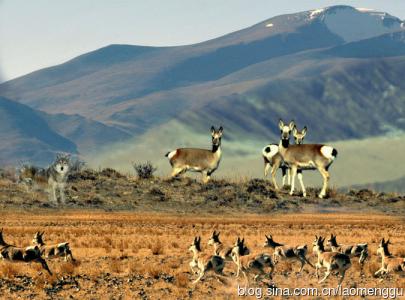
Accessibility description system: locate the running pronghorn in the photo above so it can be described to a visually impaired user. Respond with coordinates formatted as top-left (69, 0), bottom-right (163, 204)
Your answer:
top-left (262, 125), bottom-right (308, 191)
top-left (263, 234), bottom-right (314, 272)
top-left (32, 231), bottom-right (75, 261)
top-left (238, 253), bottom-right (275, 286)
top-left (374, 238), bottom-right (405, 277)
top-left (189, 236), bottom-right (225, 284)
top-left (234, 237), bottom-right (274, 285)
top-left (327, 234), bottom-right (368, 271)
top-left (207, 231), bottom-right (233, 260)
top-left (0, 228), bottom-right (52, 275)
top-left (165, 126), bottom-right (223, 183)
top-left (312, 236), bottom-right (351, 286)
top-left (277, 120), bottom-right (337, 198)
top-left (231, 237), bottom-right (251, 278)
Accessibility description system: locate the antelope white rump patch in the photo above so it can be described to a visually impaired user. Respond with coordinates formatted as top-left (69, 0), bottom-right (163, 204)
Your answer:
top-left (262, 144), bottom-right (279, 159)
top-left (167, 150), bottom-right (177, 159)
top-left (320, 146), bottom-right (335, 159)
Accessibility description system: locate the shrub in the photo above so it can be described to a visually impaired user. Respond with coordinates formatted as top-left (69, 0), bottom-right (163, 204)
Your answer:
top-left (132, 161), bottom-right (157, 179)
top-left (70, 158), bottom-right (86, 173)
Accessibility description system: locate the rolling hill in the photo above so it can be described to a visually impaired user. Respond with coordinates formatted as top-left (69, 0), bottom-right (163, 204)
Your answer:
top-left (0, 5), bottom-right (404, 186)
top-left (0, 96), bottom-right (131, 165)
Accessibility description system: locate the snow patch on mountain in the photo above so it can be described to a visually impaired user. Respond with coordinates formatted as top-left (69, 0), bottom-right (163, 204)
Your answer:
top-left (309, 6), bottom-right (403, 42)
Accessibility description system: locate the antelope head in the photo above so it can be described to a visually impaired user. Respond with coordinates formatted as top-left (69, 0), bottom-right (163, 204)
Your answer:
top-left (278, 119), bottom-right (295, 147)
top-left (211, 126), bottom-right (223, 148)
top-left (208, 231), bottom-right (221, 245)
top-left (293, 126), bottom-right (307, 144)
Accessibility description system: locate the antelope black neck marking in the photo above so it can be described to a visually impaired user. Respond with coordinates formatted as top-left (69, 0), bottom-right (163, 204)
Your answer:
top-left (383, 246), bottom-right (391, 257)
top-left (212, 144), bottom-right (220, 153)
top-left (282, 139), bottom-right (289, 148)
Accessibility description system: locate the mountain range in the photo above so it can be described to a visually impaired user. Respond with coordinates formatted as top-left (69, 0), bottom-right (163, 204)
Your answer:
top-left (0, 5), bottom-right (404, 175)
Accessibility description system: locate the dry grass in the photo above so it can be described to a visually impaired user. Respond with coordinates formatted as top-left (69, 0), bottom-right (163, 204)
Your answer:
top-left (0, 211), bottom-right (403, 299)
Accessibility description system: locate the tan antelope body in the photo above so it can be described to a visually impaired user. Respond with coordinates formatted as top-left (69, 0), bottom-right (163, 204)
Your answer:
top-left (327, 234), bottom-right (368, 270)
top-left (189, 236), bottom-right (225, 284)
top-left (166, 126), bottom-right (223, 183)
top-left (32, 231), bottom-right (75, 261)
top-left (230, 237), bottom-right (251, 278)
top-left (278, 120), bottom-right (337, 198)
top-left (0, 229), bottom-right (52, 275)
top-left (313, 236), bottom-right (351, 286)
top-left (238, 253), bottom-right (275, 285)
top-left (375, 238), bottom-right (405, 277)
top-left (263, 126), bottom-right (310, 194)
top-left (264, 234), bottom-right (314, 272)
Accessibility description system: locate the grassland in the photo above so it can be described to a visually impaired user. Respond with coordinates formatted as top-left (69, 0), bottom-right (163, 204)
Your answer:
top-left (0, 168), bottom-right (404, 299)
top-left (0, 212), bottom-right (404, 299)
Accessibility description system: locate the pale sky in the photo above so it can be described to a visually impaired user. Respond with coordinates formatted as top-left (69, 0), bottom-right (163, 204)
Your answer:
top-left (1, 0), bottom-right (404, 82)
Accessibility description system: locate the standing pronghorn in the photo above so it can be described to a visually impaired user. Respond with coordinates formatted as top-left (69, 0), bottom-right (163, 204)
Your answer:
top-left (277, 120), bottom-right (337, 198)
top-left (262, 125), bottom-right (308, 190)
top-left (32, 231), bottom-right (75, 261)
top-left (0, 228), bottom-right (52, 275)
top-left (327, 234), bottom-right (368, 272)
top-left (374, 238), bottom-right (405, 277)
top-left (189, 236), bottom-right (225, 284)
top-left (263, 234), bottom-right (314, 272)
top-left (312, 236), bottom-right (351, 287)
top-left (165, 126), bottom-right (223, 183)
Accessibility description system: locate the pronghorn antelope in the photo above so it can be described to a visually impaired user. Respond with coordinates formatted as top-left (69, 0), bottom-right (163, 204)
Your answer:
top-left (238, 253), bottom-right (275, 286)
top-left (32, 231), bottom-right (75, 261)
top-left (263, 234), bottom-right (314, 272)
top-left (327, 234), bottom-right (368, 270)
top-left (165, 126), bottom-right (223, 183)
top-left (0, 228), bottom-right (52, 275)
top-left (278, 120), bottom-right (337, 198)
top-left (262, 125), bottom-right (308, 190)
top-left (189, 236), bottom-right (225, 284)
top-left (374, 238), bottom-right (405, 277)
top-left (231, 237), bottom-right (251, 278)
top-left (312, 236), bottom-right (351, 286)
top-left (207, 231), bottom-right (234, 261)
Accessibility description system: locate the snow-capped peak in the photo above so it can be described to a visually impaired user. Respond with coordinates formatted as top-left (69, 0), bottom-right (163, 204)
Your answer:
top-left (308, 6), bottom-right (403, 42)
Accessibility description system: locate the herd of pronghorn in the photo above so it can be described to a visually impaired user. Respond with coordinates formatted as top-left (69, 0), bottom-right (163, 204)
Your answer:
top-left (0, 229), bottom-right (74, 276)
top-left (3, 119), bottom-right (403, 288)
top-left (166, 119), bottom-right (337, 198)
top-left (1, 227), bottom-right (404, 287)
top-left (189, 232), bottom-right (404, 287)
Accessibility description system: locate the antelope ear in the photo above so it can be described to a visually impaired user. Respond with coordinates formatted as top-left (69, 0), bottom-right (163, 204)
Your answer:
top-left (278, 119), bottom-right (284, 130)
top-left (289, 121), bottom-right (295, 131)
top-left (292, 126), bottom-right (297, 136)
top-left (265, 235), bottom-right (269, 240)
top-left (386, 239), bottom-right (391, 245)
top-left (302, 126), bottom-right (307, 136)
top-left (211, 126), bottom-right (215, 134)
top-left (218, 126), bottom-right (223, 134)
